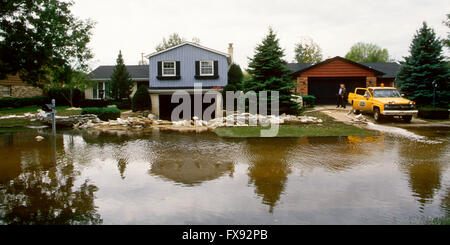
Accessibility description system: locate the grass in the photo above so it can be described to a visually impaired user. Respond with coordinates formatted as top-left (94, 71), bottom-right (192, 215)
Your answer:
top-left (214, 112), bottom-right (377, 138)
top-left (426, 216), bottom-right (450, 225)
top-left (0, 118), bottom-right (44, 128)
top-left (0, 106), bottom-right (82, 128)
top-left (0, 106), bottom-right (82, 116)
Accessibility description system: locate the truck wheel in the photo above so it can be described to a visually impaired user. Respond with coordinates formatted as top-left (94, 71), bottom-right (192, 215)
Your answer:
top-left (402, 115), bottom-right (412, 123)
top-left (374, 108), bottom-right (383, 122)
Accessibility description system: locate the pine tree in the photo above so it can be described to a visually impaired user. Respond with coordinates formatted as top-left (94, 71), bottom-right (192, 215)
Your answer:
top-left (110, 51), bottom-right (133, 100)
top-left (244, 28), bottom-right (299, 114)
top-left (397, 22), bottom-right (450, 107)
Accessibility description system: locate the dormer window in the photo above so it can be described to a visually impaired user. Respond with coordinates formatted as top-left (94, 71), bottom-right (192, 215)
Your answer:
top-left (200, 61), bottom-right (214, 76)
top-left (162, 61), bottom-right (176, 77)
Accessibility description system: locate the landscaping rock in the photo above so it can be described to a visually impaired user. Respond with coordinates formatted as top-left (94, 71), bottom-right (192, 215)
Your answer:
top-left (38, 114), bottom-right (100, 127)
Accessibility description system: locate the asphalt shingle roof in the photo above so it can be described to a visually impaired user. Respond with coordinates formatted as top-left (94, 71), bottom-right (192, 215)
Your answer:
top-left (361, 62), bottom-right (401, 78)
top-left (286, 63), bottom-right (312, 73)
top-left (89, 65), bottom-right (149, 80)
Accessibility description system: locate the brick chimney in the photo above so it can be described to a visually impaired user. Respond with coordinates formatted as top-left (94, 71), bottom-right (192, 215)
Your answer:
top-left (228, 43), bottom-right (234, 64)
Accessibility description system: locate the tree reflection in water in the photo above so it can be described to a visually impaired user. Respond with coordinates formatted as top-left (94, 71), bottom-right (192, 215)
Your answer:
top-left (397, 139), bottom-right (448, 210)
top-left (0, 131), bottom-right (102, 225)
top-left (245, 138), bottom-right (297, 213)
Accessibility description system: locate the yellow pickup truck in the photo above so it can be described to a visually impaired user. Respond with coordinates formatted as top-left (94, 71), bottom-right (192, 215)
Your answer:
top-left (348, 87), bottom-right (418, 122)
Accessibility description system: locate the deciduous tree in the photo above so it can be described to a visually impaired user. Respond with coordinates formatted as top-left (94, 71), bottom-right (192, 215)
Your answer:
top-left (345, 42), bottom-right (391, 63)
top-left (155, 33), bottom-right (200, 52)
top-left (0, 0), bottom-right (95, 87)
top-left (294, 37), bottom-right (323, 63)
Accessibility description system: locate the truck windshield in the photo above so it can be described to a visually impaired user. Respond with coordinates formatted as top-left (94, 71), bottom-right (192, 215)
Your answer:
top-left (373, 89), bottom-right (401, 98)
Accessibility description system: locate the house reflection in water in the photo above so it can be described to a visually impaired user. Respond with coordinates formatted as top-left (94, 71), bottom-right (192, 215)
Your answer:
top-left (149, 145), bottom-right (235, 186)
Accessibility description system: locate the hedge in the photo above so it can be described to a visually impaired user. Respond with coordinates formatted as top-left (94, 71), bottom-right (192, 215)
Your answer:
top-left (81, 107), bottom-right (121, 121)
top-left (47, 88), bottom-right (83, 107)
top-left (418, 107), bottom-right (449, 119)
top-left (79, 99), bottom-right (109, 108)
top-left (111, 100), bottom-right (131, 110)
top-left (0, 96), bottom-right (48, 109)
top-left (301, 95), bottom-right (316, 108)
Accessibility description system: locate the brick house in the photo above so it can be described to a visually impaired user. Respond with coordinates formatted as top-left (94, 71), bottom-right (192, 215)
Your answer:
top-left (0, 75), bottom-right (43, 98)
top-left (287, 56), bottom-right (400, 104)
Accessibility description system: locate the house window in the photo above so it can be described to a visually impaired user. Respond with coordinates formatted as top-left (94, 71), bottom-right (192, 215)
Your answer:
top-left (93, 82), bottom-right (106, 99)
top-left (0, 85), bottom-right (12, 97)
top-left (200, 61), bottom-right (214, 76)
top-left (162, 61), bottom-right (176, 76)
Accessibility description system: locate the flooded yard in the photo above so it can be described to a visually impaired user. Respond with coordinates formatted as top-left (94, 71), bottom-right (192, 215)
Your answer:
top-left (0, 126), bottom-right (448, 225)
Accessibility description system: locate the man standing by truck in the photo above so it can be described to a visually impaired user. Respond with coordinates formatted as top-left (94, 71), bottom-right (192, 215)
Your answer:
top-left (336, 84), bottom-right (347, 108)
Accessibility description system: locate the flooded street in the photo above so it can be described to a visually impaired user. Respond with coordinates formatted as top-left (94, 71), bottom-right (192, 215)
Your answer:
top-left (0, 127), bottom-right (449, 225)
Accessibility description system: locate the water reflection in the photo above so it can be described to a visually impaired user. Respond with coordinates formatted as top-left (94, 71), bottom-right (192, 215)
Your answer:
top-left (149, 134), bottom-right (235, 186)
top-left (245, 138), bottom-right (296, 213)
top-left (397, 139), bottom-right (448, 209)
top-left (0, 130), bottom-right (102, 225)
top-left (0, 128), bottom-right (448, 224)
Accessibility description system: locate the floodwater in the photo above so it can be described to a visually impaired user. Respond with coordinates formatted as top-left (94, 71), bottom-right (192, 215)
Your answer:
top-left (0, 126), bottom-right (448, 225)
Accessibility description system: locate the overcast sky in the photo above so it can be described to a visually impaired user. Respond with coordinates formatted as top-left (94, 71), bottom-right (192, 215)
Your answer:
top-left (71, 0), bottom-right (449, 70)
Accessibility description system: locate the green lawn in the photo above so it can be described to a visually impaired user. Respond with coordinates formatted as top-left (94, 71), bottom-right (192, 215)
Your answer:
top-left (0, 106), bottom-right (82, 128)
top-left (0, 106), bottom-right (82, 116)
top-left (214, 112), bottom-right (377, 138)
top-left (426, 216), bottom-right (450, 225)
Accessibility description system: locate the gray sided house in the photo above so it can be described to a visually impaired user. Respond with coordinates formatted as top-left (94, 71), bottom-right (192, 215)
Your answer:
top-left (147, 42), bottom-right (231, 120)
top-left (86, 65), bottom-right (149, 100)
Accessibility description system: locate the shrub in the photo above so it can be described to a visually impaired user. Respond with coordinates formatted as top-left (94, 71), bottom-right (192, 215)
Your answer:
top-left (418, 106), bottom-right (449, 119)
top-left (301, 95), bottom-right (316, 108)
top-left (81, 107), bottom-right (121, 121)
top-left (47, 88), bottom-right (83, 107)
top-left (0, 96), bottom-right (48, 109)
top-left (80, 99), bottom-right (109, 108)
top-left (132, 85), bottom-right (151, 112)
top-left (111, 99), bottom-right (131, 110)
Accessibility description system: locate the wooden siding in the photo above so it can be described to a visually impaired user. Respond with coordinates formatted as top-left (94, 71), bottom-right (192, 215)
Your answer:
top-left (0, 75), bottom-right (28, 86)
top-left (300, 59), bottom-right (377, 77)
top-left (149, 44), bottom-right (228, 89)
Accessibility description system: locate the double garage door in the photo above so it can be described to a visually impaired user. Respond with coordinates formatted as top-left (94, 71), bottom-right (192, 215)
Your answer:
top-left (158, 94), bottom-right (216, 121)
top-left (308, 77), bottom-right (366, 104)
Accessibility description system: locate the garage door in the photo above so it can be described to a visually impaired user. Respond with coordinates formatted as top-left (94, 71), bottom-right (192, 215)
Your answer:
top-left (159, 94), bottom-right (216, 121)
top-left (308, 77), bottom-right (366, 104)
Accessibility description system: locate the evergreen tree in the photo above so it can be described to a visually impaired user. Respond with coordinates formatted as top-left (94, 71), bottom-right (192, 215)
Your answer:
top-left (444, 14), bottom-right (450, 50)
top-left (110, 51), bottom-right (133, 100)
top-left (244, 28), bottom-right (299, 114)
top-left (397, 22), bottom-right (450, 107)
top-left (132, 85), bottom-right (151, 112)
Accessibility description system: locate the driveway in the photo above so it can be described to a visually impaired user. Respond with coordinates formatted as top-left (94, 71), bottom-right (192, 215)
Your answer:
top-left (307, 105), bottom-right (450, 129)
